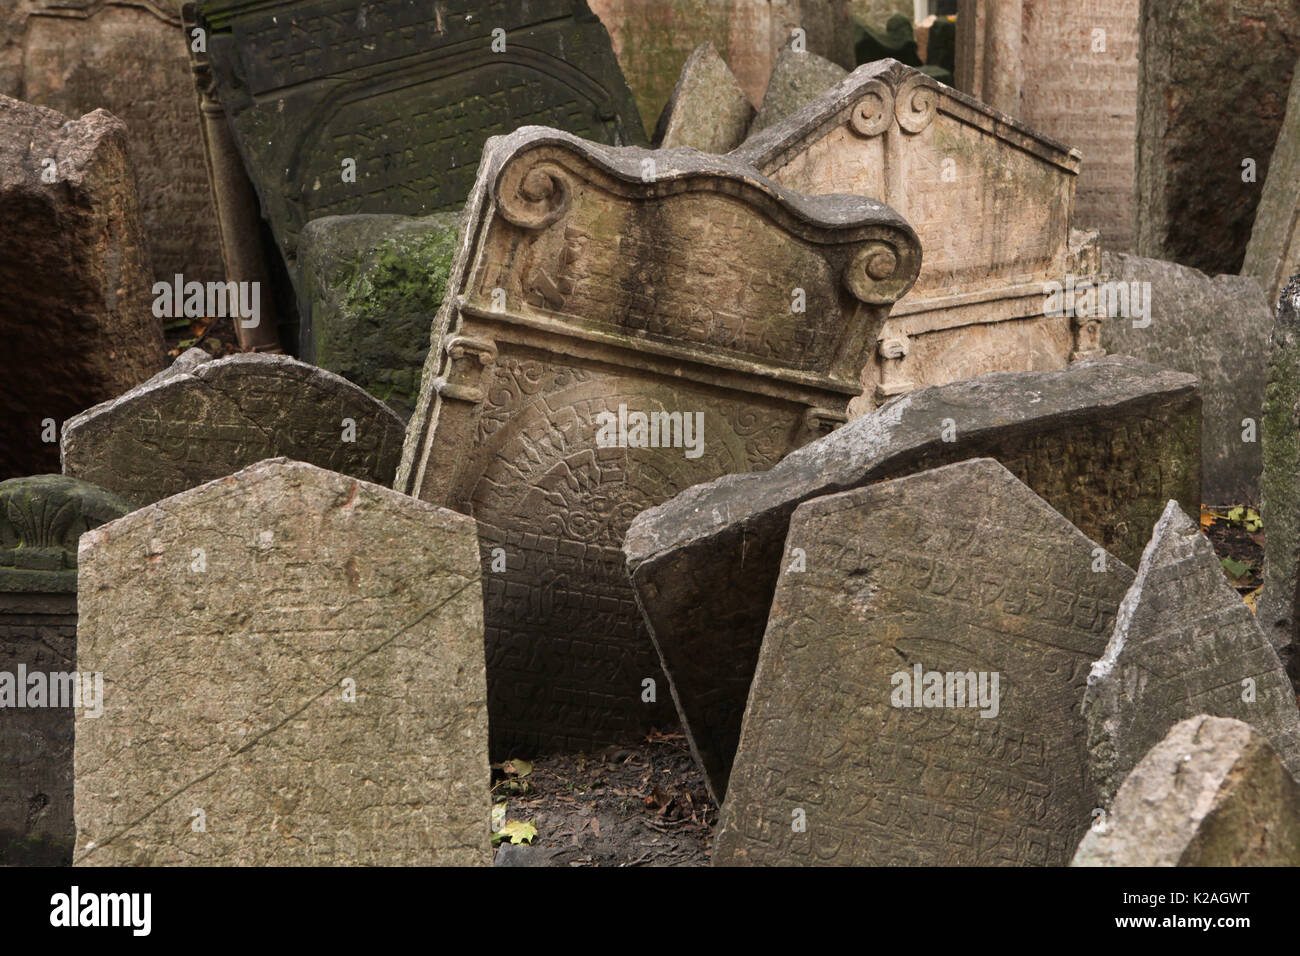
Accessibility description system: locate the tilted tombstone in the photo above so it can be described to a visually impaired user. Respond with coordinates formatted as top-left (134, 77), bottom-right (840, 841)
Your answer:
top-left (955, 0), bottom-right (1139, 252)
top-left (653, 42), bottom-right (754, 153)
top-left (74, 458), bottom-right (490, 865)
top-left (735, 59), bottom-right (1101, 416)
top-left (1084, 500), bottom-right (1300, 810)
top-left (1261, 276), bottom-right (1300, 661)
top-left (0, 475), bottom-right (130, 866)
top-left (0, 94), bottom-right (165, 479)
top-left (61, 350), bottom-right (406, 509)
top-left (1243, 64), bottom-right (1300, 309)
top-left (21, 0), bottom-right (223, 281)
top-left (748, 46), bottom-right (848, 134)
top-left (396, 125), bottom-right (922, 756)
top-left (1073, 715), bottom-right (1300, 866)
top-left (714, 459), bottom-right (1136, 866)
top-left (624, 356), bottom-right (1200, 802)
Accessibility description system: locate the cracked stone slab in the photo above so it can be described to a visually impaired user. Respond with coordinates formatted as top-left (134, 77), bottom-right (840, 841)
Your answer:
top-left (1072, 715), bottom-right (1300, 866)
top-left (624, 355), bottom-right (1199, 802)
top-left (60, 350), bottom-right (406, 509)
top-left (714, 459), bottom-right (1135, 866)
top-left (1084, 500), bottom-right (1300, 810)
top-left (73, 458), bottom-right (490, 866)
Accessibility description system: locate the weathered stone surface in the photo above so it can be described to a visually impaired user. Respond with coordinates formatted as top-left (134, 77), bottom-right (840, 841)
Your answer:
top-left (625, 356), bottom-right (1200, 801)
top-left (1243, 65), bottom-right (1300, 308)
top-left (653, 42), bottom-right (754, 152)
top-left (21, 0), bottom-right (221, 281)
top-left (296, 212), bottom-right (462, 420)
top-left (397, 125), bottom-right (921, 757)
top-left (61, 350), bottom-right (406, 508)
top-left (1100, 251), bottom-right (1272, 504)
top-left (736, 59), bottom-right (1098, 415)
top-left (715, 459), bottom-right (1136, 866)
top-left (74, 458), bottom-right (489, 865)
top-left (0, 94), bottom-right (165, 479)
top-left (1261, 276), bottom-right (1300, 660)
top-left (1072, 715), bottom-right (1300, 866)
top-left (0, 475), bottom-right (130, 866)
top-left (588, 0), bottom-right (855, 133)
top-left (956, 0), bottom-right (1139, 252)
top-left (749, 46), bottom-right (849, 134)
top-left (1136, 0), bottom-right (1300, 275)
top-left (190, 0), bottom-right (645, 285)
top-left (1084, 500), bottom-right (1300, 810)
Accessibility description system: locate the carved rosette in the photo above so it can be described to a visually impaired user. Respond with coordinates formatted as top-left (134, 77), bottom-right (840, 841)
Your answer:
top-left (845, 67), bottom-right (939, 139)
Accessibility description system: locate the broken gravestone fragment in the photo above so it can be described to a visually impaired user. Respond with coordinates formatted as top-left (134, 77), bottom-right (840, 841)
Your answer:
top-left (396, 125), bottom-right (921, 757)
top-left (714, 459), bottom-right (1135, 866)
top-left (653, 42), bottom-right (754, 153)
top-left (296, 212), bottom-right (462, 420)
top-left (1261, 275), bottom-right (1300, 662)
top-left (0, 93), bottom-right (164, 479)
top-left (74, 458), bottom-right (490, 865)
top-left (748, 46), bottom-right (849, 134)
top-left (0, 475), bottom-right (130, 866)
top-left (1243, 64), bottom-right (1300, 309)
top-left (60, 350), bottom-right (406, 509)
top-left (624, 356), bottom-right (1199, 802)
top-left (1084, 500), bottom-right (1300, 810)
top-left (1072, 715), bottom-right (1300, 866)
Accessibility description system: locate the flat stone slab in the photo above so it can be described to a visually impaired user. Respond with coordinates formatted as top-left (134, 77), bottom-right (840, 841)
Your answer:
top-left (74, 458), bottom-right (490, 865)
top-left (1244, 65), bottom-right (1300, 311)
top-left (714, 459), bottom-right (1135, 866)
top-left (396, 125), bottom-right (921, 757)
top-left (1073, 715), bottom-right (1300, 866)
top-left (749, 47), bottom-right (848, 134)
top-left (1261, 275), bottom-right (1300, 659)
top-left (61, 350), bottom-right (406, 509)
top-left (654, 42), bottom-right (753, 152)
top-left (1084, 500), bottom-right (1300, 809)
top-left (624, 355), bottom-right (1200, 802)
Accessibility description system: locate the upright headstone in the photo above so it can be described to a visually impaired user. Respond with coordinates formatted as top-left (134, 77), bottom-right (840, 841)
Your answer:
top-left (0, 94), bottom-right (164, 480)
top-left (956, 0), bottom-right (1139, 252)
top-left (296, 212), bottom-right (463, 420)
top-left (21, 0), bottom-right (222, 281)
top-left (653, 42), bottom-right (754, 152)
top-left (1072, 715), bottom-right (1300, 866)
top-left (1099, 251), bottom-right (1273, 504)
top-left (749, 46), bottom-right (849, 134)
top-left (625, 356), bottom-right (1200, 801)
top-left (74, 458), bottom-right (490, 866)
top-left (397, 125), bottom-right (922, 757)
top-left (1261, 276), bottom-right (1300, 660)
top-left (735, 59), bottom-right (1100, 416)
top-left (1242, 63), bottom-right (1300, 309)
top-left (1084, 501), bottom-right (1300, 810)
top-left (587, 0), bottom-right (855, 133)
top-left (0, 475), bottom-right (130, 866)
top-left (61, 350), bottom-right (406, 508)
top-left (1136, 0), bottom-right (1300, 275)
top-left (715, 459), bottom-right (1136, 866)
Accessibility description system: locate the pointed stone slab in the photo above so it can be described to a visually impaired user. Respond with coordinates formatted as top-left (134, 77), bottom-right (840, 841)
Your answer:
top-left (624, 356), bottom-right (1199, 802)
top-left (1261, 276), bottom-right (1300, 661)
top-left (714, 459), bottom-right (1136, 866)
top-left (396, 125), bottom-right (921, 757)
top-left (1073, 715), bottom-right (1300, 866)
top-left (654, 42), bottom-right (754, 153)
top-left (74, 459), bottom-right (489, 865)
top-left (749, 47), bottom-right (849, 134)
top-left (736, 59), bottom-right (1097, 414)
top-left (1084, 500), bottom-right (1300, 809)
top-left (1243, 65), bottom-right (1300, 310)
top-left (61, 350), bottom-right (407, 509)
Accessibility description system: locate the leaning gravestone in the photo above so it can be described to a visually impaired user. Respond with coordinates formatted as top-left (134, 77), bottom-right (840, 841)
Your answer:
top-left (749, 46), bottom-right (848, 134)
top-left (61, 350), bottom-right (406, 509)
top-left (396, 125), bottom-right (922, 757)
top-left (1242, 62), bottom-right (1300, 309)
top-left (714, 459), bottom-right (1136, 866)
top-left (0, 475), bottom-right (130, 866)
top-left (21, 0), bottom-right (222, 281)
top-left (1099, 251), bottom-right (1273, 504)
top-left (296, 212), bottom-right (462, 420)
top-left (1261, 275), bottom-right (1300, 660)
top-left (1084, 500), bottom-right (1300, 810)
top-left (75, 458), bottom-right (490, 866)
top-left (0, 94), bottom-right (164, 480)
top-left (735, 60), bottom-right (1100, 415)
top-left (653, 42), bottom-right (754, 152)
top-left (1135, 0), bottom-right (1300, 275)
top-left (1072, 715), bottom-right (1300, 866)
top-left (625, 355), bottom-right (1200, 802)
